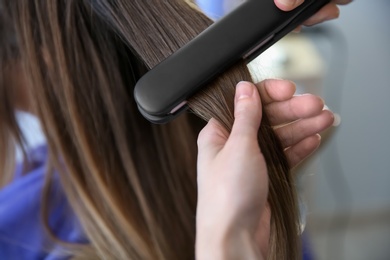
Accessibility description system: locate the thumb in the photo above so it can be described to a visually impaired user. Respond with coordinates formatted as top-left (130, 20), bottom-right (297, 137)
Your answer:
top-left (274, 0), bottom-right (304, 11)
top-left (197, 118), bottom-right (229, 161)
top-left (230, 81), bottom-right (262, 143)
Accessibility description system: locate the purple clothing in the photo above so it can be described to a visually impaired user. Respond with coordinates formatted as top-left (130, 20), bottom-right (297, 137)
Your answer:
top-left (0, 146), bottom-right (86, 259)
top-left (0, 144), bottom-right (314, 259)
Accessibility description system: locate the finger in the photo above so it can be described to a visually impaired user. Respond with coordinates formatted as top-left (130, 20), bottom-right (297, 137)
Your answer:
top-left (293, 25), bottom-right (303, 33)
top-left (275, 110), bottom-right (334, 148)
top-left (285, 134), bottom-right (322, 168)
top-left (266, 94), bottom-right (325, 125)
top-left (230, 81), bottom-right (262, 143)
top-left (274, 0), bottom-right (304, 11)
top-left (197, 118), bottom-right (229, 160)
top-left (303, 3), bottom-right (340, 26)
top-left (256, 79), bottom-right (296, 105)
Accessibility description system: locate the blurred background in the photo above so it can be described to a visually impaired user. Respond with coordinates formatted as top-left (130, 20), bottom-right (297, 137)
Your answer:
top-left (196, 0), bottom-right (390, 259)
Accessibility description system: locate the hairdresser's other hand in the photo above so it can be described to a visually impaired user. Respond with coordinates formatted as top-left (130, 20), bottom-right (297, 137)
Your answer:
top-left (257, 79), bottom-right (334, 168)
top-left (196, 81), bottom-right (267, 259)
top-left (274, 0), bottom-right (351, 27)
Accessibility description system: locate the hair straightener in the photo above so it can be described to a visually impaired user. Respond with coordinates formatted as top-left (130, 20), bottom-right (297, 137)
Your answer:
top-left (134, 0), bottom-right (330, 123)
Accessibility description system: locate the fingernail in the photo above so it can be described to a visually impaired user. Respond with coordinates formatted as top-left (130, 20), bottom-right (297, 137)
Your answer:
top-left (236, 81), bottom-right (254, 100)
top-left (333, 113), bottom-right (342, 127)
top-left (323, 104), bottom-right (332, 111)
top-left (323, 105), bottom-right (341, 127)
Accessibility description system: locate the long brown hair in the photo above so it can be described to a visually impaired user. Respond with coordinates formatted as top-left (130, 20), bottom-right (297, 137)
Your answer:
top-left (0, 6), bottom-right (25, 187)
top-left (1, 0), bottom-right (299, 259)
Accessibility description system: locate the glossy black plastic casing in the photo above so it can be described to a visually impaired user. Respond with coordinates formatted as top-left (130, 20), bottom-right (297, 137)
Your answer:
top-left (134, 0), bottom-right (330, 123)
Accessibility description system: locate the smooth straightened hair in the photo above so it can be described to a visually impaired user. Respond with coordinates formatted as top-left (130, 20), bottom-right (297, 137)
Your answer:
top-left (1, 0), bottom-right (299, 259)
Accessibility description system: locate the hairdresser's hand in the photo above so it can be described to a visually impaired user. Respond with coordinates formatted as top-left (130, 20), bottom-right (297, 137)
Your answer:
top-left (274, 0), bottom-right (351, 27)
top-left (196, 81), bottom-right (267, 259)
top-left (257, 79), bottom-right (334, 168)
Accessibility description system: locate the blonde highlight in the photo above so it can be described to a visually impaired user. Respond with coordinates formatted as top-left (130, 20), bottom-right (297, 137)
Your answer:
top-left (1, 0), bottom-right (299, 259)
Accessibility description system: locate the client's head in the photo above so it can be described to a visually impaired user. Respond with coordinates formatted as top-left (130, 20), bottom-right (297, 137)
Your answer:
top-left (1, 0), bottom-right (299, 259)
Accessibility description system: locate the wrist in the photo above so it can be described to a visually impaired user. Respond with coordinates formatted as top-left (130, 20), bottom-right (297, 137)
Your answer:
top-left (196, 224), bottom-right (228, 260)
top-left (196, 226), bottom-right (262, 260)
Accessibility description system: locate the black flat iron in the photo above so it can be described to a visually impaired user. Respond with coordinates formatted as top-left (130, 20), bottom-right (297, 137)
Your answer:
top-left (134, 0), bottom-right (330, 123)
